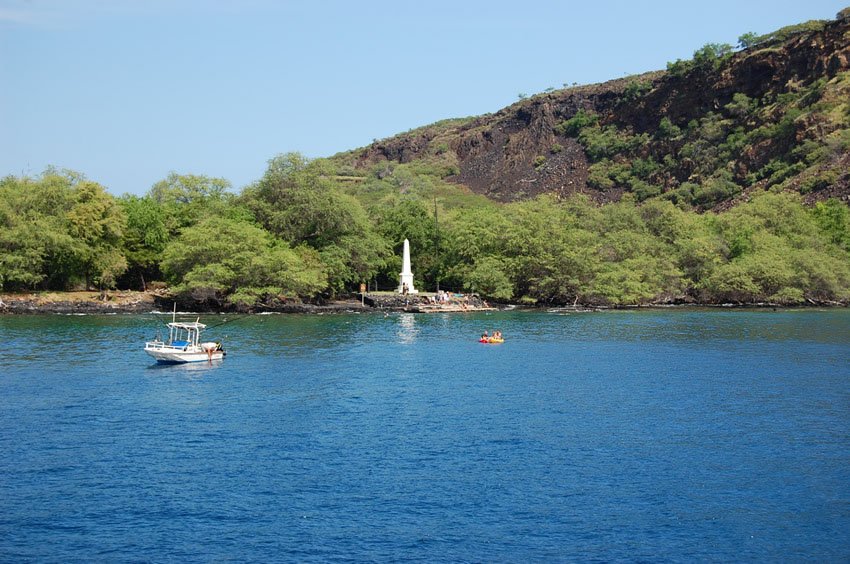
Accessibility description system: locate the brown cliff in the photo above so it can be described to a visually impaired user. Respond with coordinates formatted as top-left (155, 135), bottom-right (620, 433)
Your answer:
top-left (346, 11), bottom-right (850, 206)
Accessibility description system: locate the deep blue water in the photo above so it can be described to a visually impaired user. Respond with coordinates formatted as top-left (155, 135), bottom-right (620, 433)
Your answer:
top-left (1, 309), bottom-right (849, 562)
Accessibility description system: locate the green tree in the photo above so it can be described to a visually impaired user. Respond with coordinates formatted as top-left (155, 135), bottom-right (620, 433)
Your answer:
top-left (693, 43), bottom-right (733, 69)
top-left (149, 172), bottom-right (239, 231)
top-left (246, 153), bottom-right (356, 245)
top-left (656, 117), bottom-right (682, 139)
top-left (554, 109), bottom-right (599, 137)
top-left (118, 195), bottom-right (169, 289)
top-left (526, 227), bottom-right (603, 304)
top-left (466, 257), bottom-right (513, 300)
top-left (672, 213), bottom-right (726, 287)
top-left (150, 172), bottom-right (231, 205)
top-left (375, 199), bottom-right (438, 289)
top-left (243, 153), bottom-right (389, 294)
top-left (812, 198), bottom-right (850, 251)
top-left (500, 195), bottom-right (604, 303)
top-left (319, 231), bottom-right (389, 295)
top-left (738, 32), bottom-right (759, 49)
top-left (0, 170), bottom-right (131, 291)
top-left (161, 216), bottom-right (326, 305)
top-left (666, 58), bottom-right (693, 78)
top-left (700, 192), bottom-right (850, 303)
top-left (725, 93), bottom-right (756, 118)
top-left (66, 181), bottom-right (127, 289)
top-left (0, 171), bottom-right (81, 290)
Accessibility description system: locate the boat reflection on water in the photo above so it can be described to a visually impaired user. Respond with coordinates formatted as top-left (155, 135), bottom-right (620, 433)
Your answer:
top-left (396, 313), bottom-right (418, 344)
top-left (145, 359), bottom-right (223, 373)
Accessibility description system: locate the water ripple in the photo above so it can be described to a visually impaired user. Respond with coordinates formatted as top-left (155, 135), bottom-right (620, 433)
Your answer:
top-left (1, 310), bottom-right (849, 561)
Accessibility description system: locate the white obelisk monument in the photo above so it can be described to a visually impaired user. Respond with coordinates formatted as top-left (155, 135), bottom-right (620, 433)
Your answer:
top-left (398, 239), bottom-right (418, 294)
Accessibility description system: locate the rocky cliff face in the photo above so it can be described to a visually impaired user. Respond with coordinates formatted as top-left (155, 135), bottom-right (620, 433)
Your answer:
top-left (351, 11), bottom-right (850, 206)
top-left (449, 77), bottom-right (653, 202)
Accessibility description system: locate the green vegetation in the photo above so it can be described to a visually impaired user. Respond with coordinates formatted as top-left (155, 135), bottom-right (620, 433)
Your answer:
top-left (554, 67), bottom-right (850, 208)
top-left (554, 109), bottom-right (599, 137)
top-left (2, 164), bottom-right (848, 307)
top-left (0, 169), bottom-right (126, 291)
top-left (667, 41), bottom-right (735, 77)
top-left (620, 80), bottom-right (653, 103)
top-left (740, 20), bottom-right (829, 49)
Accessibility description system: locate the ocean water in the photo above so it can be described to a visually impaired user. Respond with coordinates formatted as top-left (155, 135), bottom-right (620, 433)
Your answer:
top-left (1, 309), bottom-right (848, 562)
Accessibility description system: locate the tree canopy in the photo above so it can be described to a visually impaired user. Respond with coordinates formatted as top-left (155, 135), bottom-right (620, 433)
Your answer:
top-left (2, 158), bottom-right (848, 308)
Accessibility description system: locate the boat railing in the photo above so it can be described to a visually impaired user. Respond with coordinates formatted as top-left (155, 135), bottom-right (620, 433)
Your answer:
top-left (144, 340), bottom-right (197, 352)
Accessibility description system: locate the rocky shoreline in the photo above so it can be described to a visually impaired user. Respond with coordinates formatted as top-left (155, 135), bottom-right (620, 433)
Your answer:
top-left (0, 292), bottom-right (157, 315)
top-left (0, 291), bottom-right (845, 315)
top-left (0, 291), bottom-right (494, 315)
top-left (0, 292), bottom-right (370, 315)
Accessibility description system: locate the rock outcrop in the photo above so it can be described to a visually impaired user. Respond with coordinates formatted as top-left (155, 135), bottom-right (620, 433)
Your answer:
top-left (348, 12), bottom-right (850, 206)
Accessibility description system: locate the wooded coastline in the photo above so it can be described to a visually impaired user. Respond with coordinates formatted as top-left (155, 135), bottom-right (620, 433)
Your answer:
top-left (3, 161), bottom-right (849, 310)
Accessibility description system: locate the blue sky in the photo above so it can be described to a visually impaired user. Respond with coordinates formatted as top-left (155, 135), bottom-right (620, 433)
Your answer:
top-left (2, 0), bottom-right (847, 196)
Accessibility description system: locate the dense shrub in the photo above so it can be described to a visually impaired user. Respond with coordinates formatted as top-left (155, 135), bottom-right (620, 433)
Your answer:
top-left (554, 110), bottom-right (599, 137)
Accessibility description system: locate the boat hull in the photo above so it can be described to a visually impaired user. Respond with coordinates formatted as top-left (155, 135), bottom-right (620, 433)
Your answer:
top-left (145, 346), bottom-right (224, 364)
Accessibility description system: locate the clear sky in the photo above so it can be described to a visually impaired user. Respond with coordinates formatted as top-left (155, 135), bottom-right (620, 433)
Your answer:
top-left (2, 0), bottom-right (848, 196)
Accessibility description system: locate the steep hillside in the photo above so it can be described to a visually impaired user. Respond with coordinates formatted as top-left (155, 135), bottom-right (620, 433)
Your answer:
top-left (337, 9), bottom-right (850, 209)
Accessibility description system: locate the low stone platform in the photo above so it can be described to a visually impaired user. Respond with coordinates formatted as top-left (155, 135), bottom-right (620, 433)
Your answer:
top-left (361, 292), bottom-right (495, 313)
top-left (406, 304), bottom-right (497, 314)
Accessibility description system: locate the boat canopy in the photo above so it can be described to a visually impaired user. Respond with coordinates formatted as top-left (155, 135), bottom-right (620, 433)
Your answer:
top-left (166, 321), bottom-right (207, 346)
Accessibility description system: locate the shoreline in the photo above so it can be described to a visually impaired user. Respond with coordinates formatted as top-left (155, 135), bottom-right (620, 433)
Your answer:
top-left (0, 291), bottom-right (846, 315)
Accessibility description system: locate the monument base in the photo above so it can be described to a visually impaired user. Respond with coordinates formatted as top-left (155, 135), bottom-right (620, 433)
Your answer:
top-left (398, 273), bottom-right (418, 294)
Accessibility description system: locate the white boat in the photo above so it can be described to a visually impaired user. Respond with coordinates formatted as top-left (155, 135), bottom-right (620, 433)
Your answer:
top-left (145, 319), bottom-right (225, 364)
